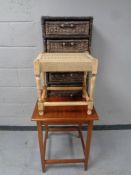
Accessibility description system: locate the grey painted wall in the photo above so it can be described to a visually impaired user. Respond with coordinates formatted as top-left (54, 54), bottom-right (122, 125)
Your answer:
top-left (0, 0), bottom-right (131, 125)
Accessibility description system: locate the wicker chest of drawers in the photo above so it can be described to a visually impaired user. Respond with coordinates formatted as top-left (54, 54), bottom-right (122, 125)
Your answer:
top-left (41, 16), bottom-right (93, 96)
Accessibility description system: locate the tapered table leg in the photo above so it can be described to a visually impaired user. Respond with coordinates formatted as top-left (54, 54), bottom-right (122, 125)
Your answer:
top-left (84, 121), bottom-right (93, 170)
top-left (37, 122), bottom-right (46, 172)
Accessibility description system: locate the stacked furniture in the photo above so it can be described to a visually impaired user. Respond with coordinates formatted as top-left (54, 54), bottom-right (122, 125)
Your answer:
top-left (32, 16), bottom-right (99, 172)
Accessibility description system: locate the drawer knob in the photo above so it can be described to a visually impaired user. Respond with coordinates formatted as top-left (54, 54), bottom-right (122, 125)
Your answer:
top-left (70, 24), bottom-right (74, 28)
top-left (70, 42), bottom-right (74, 46)
top-left (62, 42), bottom-right (66, 46)
top-left (70, 94), bottom-right (73, 97)
top-left (60, 24), bottom-right (65, 28)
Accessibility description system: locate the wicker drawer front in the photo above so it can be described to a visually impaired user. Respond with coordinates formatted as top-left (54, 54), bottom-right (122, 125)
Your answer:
top-left (47, 40), bottom-right (88, 52)
top-left (48, 90), bottom-right (82, 97)
top-left (45, 21), bottom-right (89, 36)
top-left (49, 72), bottom-right (83, 83)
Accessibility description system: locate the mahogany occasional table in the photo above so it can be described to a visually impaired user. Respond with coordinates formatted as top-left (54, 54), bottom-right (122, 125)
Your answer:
top-left (32, 96), bottom-right (99, 172)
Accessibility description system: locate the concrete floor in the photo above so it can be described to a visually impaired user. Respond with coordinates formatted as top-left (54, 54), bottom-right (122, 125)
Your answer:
top-left (0, 130), bottom-right (131, 175)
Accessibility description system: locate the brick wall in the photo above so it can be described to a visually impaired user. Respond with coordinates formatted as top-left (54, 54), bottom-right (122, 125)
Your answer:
top-left (0, 0), bottom-right (39, 125)
top-left (0, 0), bottom-right (131, 125)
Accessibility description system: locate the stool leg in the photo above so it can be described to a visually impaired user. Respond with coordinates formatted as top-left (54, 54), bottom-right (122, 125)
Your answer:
top-left (88, 73), bottom-right (96, 115)
top-left (38, 102), bottom-right (43, 116)
top-left (84, 121), bottom-right (93, 170)
top-left (37, 122), bottom-right (46, 172)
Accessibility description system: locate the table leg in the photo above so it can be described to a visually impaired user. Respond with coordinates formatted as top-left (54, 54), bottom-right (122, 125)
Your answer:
top-left (77, 124), bottom-right (82, 138)
top-left (45, 124), bottom-right (48, 139)
top-left (84, 121), bottom-right (93, 170)
top-left (37, 122), bottom-right (45, 172)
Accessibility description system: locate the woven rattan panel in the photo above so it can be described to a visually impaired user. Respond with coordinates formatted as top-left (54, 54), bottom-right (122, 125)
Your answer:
top-left (41, 16), bottom-right (93, 96)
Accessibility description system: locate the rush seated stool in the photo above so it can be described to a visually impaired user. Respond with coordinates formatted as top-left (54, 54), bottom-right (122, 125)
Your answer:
top-left (33, 52), bottom-right (98, 116)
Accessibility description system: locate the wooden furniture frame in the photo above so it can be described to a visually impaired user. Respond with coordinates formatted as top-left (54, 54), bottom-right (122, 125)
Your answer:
top-left (32, 97), bottom-right (99, 172)
top-left (33, 52), bottom-right (98, 116)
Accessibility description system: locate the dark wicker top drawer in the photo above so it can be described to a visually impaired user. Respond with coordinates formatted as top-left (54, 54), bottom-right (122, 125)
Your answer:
top-left (45, 21), bottom-right (89, 36)
top-left (46, 39), bottom-right (89, 52)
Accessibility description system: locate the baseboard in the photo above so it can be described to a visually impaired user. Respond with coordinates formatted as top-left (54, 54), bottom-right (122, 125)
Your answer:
top-left (0, 124), bottom-right (131, 131)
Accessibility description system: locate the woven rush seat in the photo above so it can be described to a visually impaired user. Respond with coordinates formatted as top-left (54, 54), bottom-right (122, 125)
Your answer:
top-left (34, 52), bottom-right (98, 72)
